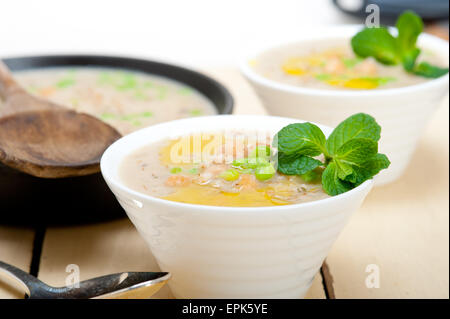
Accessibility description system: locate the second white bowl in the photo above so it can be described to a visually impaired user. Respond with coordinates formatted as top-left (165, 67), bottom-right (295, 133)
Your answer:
top-left (240, 26), bottom-right (449, 185)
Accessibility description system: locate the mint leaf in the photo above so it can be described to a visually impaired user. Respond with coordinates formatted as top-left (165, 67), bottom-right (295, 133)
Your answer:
top-left (322, 162), bottom-right (353, 196)
top-left (334, 159), bottom-right (354, 180)
top-left (275, 122), bottom-right (326, 156)
top-left (350, 11), bottom-right (448, 79)
top-left (351, 27), bottom-right (401, 65)
top-left (402, 48), bottom-right (421, 71)
top-left (326, 113), bottom-right (381, 155)
top-left (412, 62), bottom-right (449, 78)
top-left (396, 11), bottom-right (423, 50)
top-left (300, 169), bottom-right (321, 183)
top-left (344, 153), bottom-right (390, 185)
top-left (396, 11), bottom-right (423, 71)
top-left (335, 138), bottom-right (378, 165)
top-left (274, 113), bottom-right (390, 196)
top-left (277, 152), bottom-right (323, 175)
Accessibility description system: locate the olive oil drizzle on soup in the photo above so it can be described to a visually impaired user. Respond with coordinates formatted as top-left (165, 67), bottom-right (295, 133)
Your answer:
top-left (251, 41), bottom-right (446, 90)
top-left (119, 132), bottom-right (329, 207)
top-left (4, 68), bottom-right (216, 135)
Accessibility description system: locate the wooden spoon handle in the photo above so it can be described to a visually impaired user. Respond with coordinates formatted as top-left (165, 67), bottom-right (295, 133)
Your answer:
top-left (0, 60), bottom-right (24, 100)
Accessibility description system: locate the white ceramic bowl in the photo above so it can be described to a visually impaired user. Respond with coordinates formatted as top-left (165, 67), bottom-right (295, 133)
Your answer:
top-left (240, 26), bottom-right (449, 185)
top-left (101, 115), bottom-right (373, 299)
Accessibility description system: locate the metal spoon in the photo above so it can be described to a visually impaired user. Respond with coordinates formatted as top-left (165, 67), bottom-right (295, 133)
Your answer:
top-left (0, 61), bottom-right (122, 178)
top-left (0, 260), bottom-right (170, 299)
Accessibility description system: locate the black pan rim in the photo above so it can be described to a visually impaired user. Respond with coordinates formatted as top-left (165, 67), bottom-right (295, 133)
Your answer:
top-left (2, 54), bottom-right (234, 115)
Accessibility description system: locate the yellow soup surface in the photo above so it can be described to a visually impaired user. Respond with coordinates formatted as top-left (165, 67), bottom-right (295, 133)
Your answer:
top-left (251, 42), bottom-right (447, 90)
top-left (119, 132), bottom-right (329, 207)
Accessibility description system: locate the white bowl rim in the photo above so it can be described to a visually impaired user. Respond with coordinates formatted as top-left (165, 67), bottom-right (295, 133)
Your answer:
top-left (100, 114), bottom-right (373, 215)
top-left (239, 24), bottom-right (449, 98)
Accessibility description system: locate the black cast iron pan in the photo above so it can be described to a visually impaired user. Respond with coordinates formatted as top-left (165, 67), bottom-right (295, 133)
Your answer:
top-left (0, 55), bottom-right (234, 225)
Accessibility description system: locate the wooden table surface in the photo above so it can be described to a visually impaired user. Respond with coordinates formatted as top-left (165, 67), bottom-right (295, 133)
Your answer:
top-left (0, 68), bottom-right (448, 299)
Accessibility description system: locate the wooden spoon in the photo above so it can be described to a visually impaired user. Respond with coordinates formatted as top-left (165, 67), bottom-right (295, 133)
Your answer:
top-left (0, 61), bottom-right (121, 178)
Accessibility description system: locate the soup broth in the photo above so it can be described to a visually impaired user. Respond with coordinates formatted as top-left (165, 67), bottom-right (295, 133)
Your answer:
top-left (251, 40), bottom-right (447, 90)
top-left (119, 132), bottom-right (329, 207)
top-left (3, 68), bottom-right (216, 135)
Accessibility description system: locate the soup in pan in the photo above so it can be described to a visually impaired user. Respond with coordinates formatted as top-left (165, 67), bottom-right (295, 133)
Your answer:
top-left (119, 131), bottom-right (329, 207)
top-left (251, 42), bottom-right (447, 90)
top-left (3, 68), bottom-right (216, 135)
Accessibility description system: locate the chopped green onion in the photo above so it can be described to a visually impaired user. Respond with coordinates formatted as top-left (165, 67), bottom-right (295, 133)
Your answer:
top-left (170, 167), bottom-right (182, 174)
top-left (219, 169), bottom-right (240, 181)
top-left (141, 111), bottom-right (153, 117)
top-left (134, 90), bottom-right (148, 100)
top-left (116, 73), bottom-right (137, 91)
top-left (315, 73), bottom-right (332, 81)
top-left (255, 164), bottom-right (276, 181)
top-left (360, 76), bottom-right (397, 86)
top-left (232, 158), bottom-right (248, 167)
top-left (189, 109), bottom-right (203, 116)
top-left (120, 111), bottom-right (153, 121)
top-left (249, 145), bottom-right (271, 158)
top-left (235, 167), bottom-right (253, 174)
top-left (98, 72), bottom-right (112, 84)
top-left (188, 167), bottom-right (199, 174)
top-left (342, 57), bottom-right (363, 68)
top-left (157, 86), bottom-right (167, 100)
top-left (100, 112), bottom-right (116, 120)
top-left (247, 157), bottom-right (269, 169)
top-left (233, 157), bottom-right (269, 169)
top-left (56, 78), bottom-right (75, 88)
top-left (178, 87), bottom-right (192, 95)
top-left (142, 81), bottom-right (153, 88)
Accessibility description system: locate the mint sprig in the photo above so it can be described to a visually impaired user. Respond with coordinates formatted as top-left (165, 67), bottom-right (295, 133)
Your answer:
top-left (351, 11), bottom-right (448, 79)
top-left (274, 113), bottom-right (390, 196)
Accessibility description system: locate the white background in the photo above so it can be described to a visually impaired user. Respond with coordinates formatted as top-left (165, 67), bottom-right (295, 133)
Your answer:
top-left (1, 0), bottom-right (360, 67)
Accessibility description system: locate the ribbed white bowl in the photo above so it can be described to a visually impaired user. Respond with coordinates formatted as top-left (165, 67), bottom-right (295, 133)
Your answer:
top-left (240, 26), bottom-right (449, 185)
top-left (101, 115), bottom-right (373, 299)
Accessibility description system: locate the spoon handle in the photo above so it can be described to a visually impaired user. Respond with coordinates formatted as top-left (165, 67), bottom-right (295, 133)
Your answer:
top-left (0, 260), bottom-right (48, 297)
top-left (46, 272), bottom-right (170, 299)
top-left (0, 60), bottom-right (24, 100)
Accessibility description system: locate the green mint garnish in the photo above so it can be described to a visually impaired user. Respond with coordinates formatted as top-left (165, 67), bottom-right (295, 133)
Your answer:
top-left (351, 27), bottom-right (400, 65)
top-left (411, 62), bottom-right (450, 78)
top-left (351, 11), bottom-right (448, 79)
top-left (277, 152), bottom-right (323, 176)
top-left (275, 122), bottom-right (327, 157)
top-left (300, 170), bottom-right (321, 183)
top-left (274, 113), bottom-right (390, 196)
